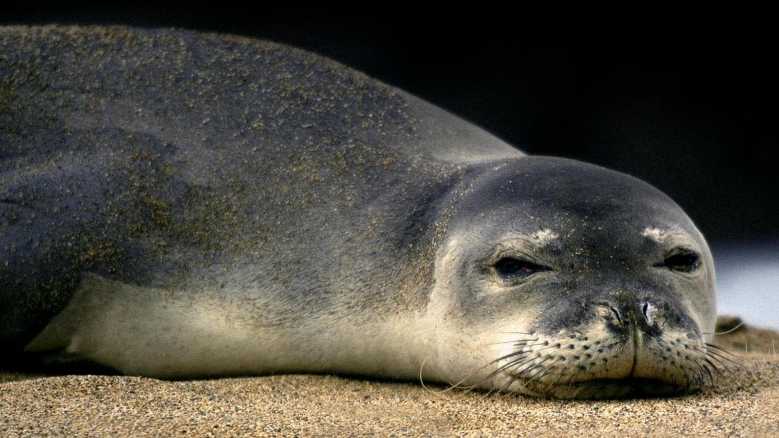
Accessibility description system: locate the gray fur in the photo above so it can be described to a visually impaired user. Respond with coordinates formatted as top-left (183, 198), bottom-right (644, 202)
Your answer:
top-left (0, 25), bottom-right (514, 345)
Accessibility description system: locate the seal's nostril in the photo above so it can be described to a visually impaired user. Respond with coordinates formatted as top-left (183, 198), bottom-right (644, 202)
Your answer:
top-left (596, 303), bottom-right (623, 324)
top-left (642, 301), bottom-right (657, 325)
top-left (609, 305), bottom-right (622, 324)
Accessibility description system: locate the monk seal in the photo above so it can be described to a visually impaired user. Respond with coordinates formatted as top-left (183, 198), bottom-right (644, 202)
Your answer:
top-left (0, 25), bottom-right (719, 399)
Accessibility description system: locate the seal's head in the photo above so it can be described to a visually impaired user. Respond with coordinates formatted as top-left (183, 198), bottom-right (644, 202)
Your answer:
top-left (425, 157), bottom-right (717, 399)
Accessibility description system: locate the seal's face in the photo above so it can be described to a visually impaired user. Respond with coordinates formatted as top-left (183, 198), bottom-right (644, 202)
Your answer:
top-left (426, 157), bottom-right (717, 399)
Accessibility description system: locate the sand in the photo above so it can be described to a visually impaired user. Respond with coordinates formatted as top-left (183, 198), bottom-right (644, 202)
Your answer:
top-left (1, 322), bottom-right (777, 437)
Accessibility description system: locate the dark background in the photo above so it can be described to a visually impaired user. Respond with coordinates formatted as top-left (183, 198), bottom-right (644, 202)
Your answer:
top-left (3, 7), bottom-right (777, 244)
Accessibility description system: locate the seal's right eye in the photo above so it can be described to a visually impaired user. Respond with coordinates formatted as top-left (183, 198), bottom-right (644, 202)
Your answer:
top-left (494, 257), bottom-right (549, 280)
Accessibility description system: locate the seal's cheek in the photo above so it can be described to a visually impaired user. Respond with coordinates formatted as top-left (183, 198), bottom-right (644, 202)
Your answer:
top-left (425, 303), bottom-right (547, 380)
top-left (666, 275), bottom-right (717, 341)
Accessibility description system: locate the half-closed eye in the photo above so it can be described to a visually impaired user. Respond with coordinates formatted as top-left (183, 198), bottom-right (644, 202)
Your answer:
top-left (654, 248), bottom-right (701, 273)
top-left (494, 257), bottom-right (551, 280)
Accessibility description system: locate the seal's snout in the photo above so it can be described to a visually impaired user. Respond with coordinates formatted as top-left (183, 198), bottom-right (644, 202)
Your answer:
top-left (499, 293), bottom-right (711, 399)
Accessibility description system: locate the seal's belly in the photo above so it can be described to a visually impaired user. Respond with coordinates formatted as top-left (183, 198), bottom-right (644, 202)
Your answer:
top-left (24, 274), bottom-right (289, 377)
top-left (24, 273), bottom-right (423, 379)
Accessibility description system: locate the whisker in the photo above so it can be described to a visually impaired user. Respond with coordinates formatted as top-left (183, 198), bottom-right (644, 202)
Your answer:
top-left (523, 364), bottom-right (555, 385)
top-left (702, 356), bottom-right (724, 374)
top-left (493, 356), bottom-right (535, 377)
top-left (488, 351), bottom-right (532, 367)
top-left (702, 321), bottom-right (745, 336)
top-left (702, 354), bottom-right (732, 375)
top-left (484, 338), bottom-right (539, 346)
top-left (474, 356), bottom-right (537, 389)
top-left (699, 362), bottom-right (715, 386)
top-left (417, 354), bottom-right (497, 395)
top-left (704, 343), bottom-right (744, 361)
top-left (689, 363), bottom-right (707, 388)
top-left (689, 344), bottom-right (745, 370)
top-left (481, 356), bottom-right (554, 399)
top-left (484, 372), bottom-right (518, 399)
top-left (705, 349), bottom-right (745, 370)
top-left (533, 367), bottom-right (563, 394)
top-left (417, 356), bottom-right (470, 398)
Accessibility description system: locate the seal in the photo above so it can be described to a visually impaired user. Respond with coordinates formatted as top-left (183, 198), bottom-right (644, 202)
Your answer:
top-left (0, 25), bottom-right (719, 399)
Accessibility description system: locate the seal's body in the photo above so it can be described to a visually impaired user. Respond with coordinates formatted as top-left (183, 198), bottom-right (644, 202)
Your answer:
top-left (1, 26), bottom-right (717, 398)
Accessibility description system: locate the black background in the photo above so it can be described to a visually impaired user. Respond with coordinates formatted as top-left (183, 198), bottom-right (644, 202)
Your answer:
top-left (3, 7), bottom-right (777, 244)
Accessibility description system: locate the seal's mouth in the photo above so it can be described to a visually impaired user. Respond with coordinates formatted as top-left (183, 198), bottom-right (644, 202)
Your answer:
top-left (540, 377), bottom-right (692, 400)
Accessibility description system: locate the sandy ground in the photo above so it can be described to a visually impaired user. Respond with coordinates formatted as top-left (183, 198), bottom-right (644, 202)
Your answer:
top-left (1, 320), bottom-right (777, 437)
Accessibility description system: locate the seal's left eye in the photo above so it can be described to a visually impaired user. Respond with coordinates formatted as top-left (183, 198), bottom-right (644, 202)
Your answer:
top-left (494, 257), bottom-right (549, 280)
top-left (658, 249), bottom-right (701, 273)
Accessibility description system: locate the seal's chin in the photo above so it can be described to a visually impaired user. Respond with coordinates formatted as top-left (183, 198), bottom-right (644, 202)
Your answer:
top-left (536, 378), bottom-right (694, 400)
